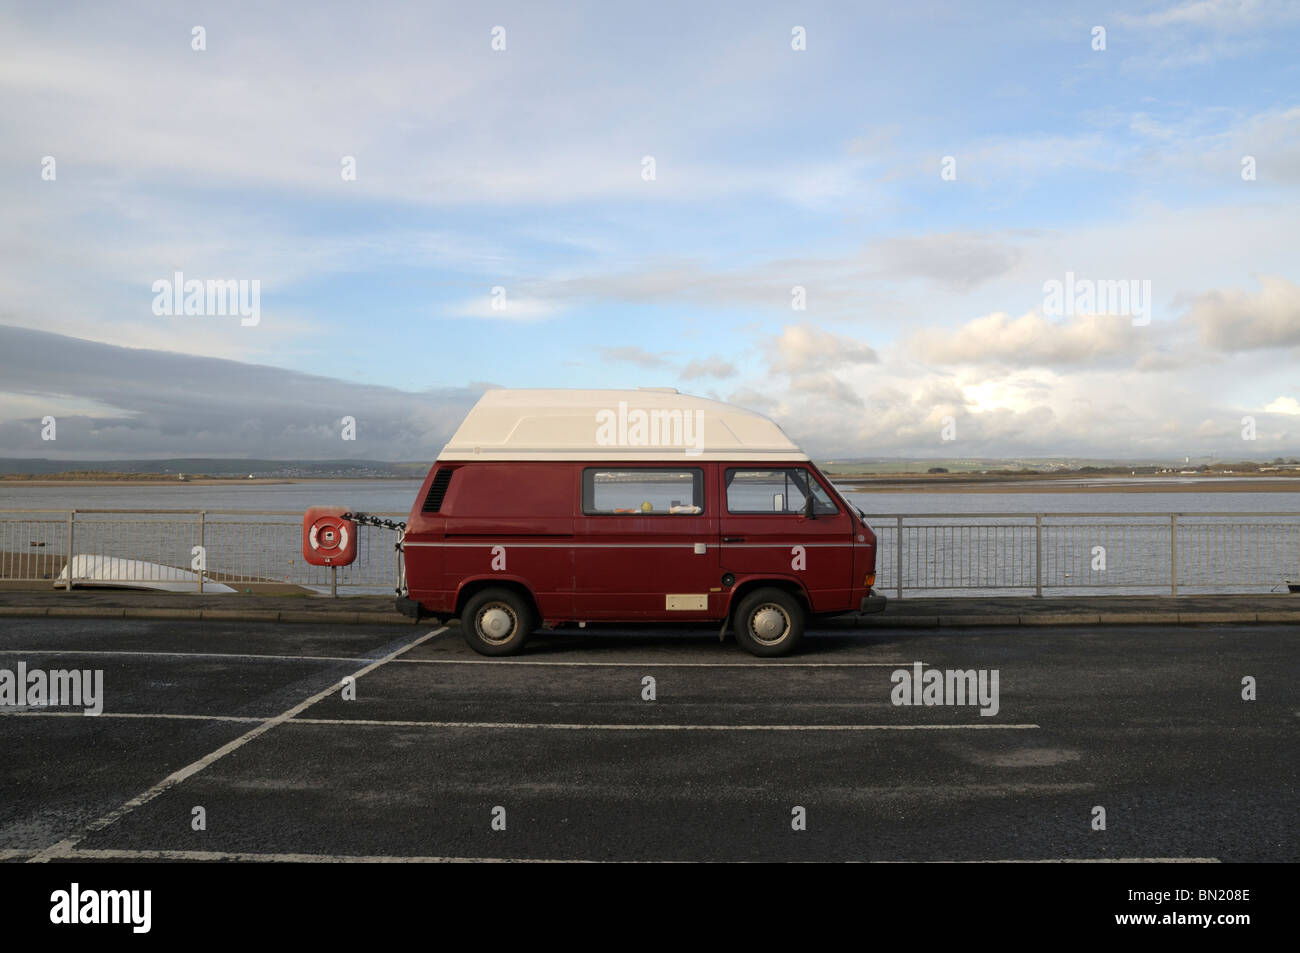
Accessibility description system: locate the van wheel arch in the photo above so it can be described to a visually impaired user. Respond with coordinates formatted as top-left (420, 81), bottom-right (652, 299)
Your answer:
top-left (454, 578), bottom-right (540, 620)
top-left (726, 579), bottom-right (810, 621)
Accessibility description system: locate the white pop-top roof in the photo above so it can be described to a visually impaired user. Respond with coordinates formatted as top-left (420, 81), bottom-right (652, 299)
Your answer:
top-left (438, 388), bottom-right (808, 462)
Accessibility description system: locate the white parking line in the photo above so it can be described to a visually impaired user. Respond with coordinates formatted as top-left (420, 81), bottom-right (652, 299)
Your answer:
top-left (0, 711), bottom-right (264, 722)
top-left (399, 659), bottom-right (919, 667)
top-left (66, 847), bottom-right (595, 863)
top-left (0, 648), bottom-right (918, 667)
top-left (5, 846), bottom-right (1218, 863)
top-left (0, 648), bottom-right (368, 663)
top-left (26, 626), bottom-right (449, 864)
top-left (2, 709), bottom-right (1039, 730)
top-left (964, 858), bottom-right (1221, 864)
top-left (290, 718), bottom-right (1039, 731)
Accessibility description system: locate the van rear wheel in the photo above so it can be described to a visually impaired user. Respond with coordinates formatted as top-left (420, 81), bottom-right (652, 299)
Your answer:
top-left (461, 588), bottom-right (535, 656)
top-left (733, 588), bottom-right (804, 657)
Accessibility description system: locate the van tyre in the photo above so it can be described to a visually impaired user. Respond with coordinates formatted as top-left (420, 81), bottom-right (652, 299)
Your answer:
top-left (733, 588), bottom-right (804, 657)
top-left (461, 588), bottom-right (535, 656)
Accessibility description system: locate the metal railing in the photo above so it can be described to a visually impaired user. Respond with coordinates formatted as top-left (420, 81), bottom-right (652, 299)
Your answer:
top-left (863, 512), bottom-right (1300, 597)
top-left (0, 510), bottom-right (405, 595)
top-left (1, 509), bottom-right (1297, 598)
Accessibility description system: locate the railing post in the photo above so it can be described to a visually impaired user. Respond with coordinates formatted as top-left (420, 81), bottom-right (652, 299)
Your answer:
top-left (64, 509), bottom-right (75, 592)
top-left (197, 511), bottom-right (205, 594)
top-left (895, 515), bottom-right (903, 600)
top-left (1035, 514), bottom-right (1043, 598)
top-left (1170, 513), bottom-right (1178, 596)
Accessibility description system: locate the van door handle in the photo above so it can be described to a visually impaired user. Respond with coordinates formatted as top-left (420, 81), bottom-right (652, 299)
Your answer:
top-left (723, 536), bottom-right (745, 543)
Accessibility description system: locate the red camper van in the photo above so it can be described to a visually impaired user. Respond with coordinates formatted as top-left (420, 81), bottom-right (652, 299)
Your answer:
top-left (402, 389), bottom-right (885, 656)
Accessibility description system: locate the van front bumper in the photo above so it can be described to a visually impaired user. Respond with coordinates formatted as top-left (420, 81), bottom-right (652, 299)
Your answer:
top-left (860, 591), bottom-right (888, 614)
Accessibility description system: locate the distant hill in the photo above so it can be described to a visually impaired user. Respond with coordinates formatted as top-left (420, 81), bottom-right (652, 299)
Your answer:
top-left (0, 459), bottom-right (430, 479)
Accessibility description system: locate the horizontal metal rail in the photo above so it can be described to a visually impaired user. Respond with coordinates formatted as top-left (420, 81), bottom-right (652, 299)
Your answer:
top-left (0, 510), bottom-right (406, 595)
top-left (858, 512), bottom-right (1300, 597)
top-left (1, 510), bottom-right (1297, 598)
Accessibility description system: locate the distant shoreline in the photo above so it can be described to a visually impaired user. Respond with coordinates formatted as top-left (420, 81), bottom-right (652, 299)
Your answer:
top-left (0, 477), bottom-right (421, 487)
top-left (2, 475), bottom-right (1299, 493)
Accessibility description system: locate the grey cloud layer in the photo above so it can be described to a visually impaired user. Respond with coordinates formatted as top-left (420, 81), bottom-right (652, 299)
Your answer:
top-left (0, 326), bottom-right (479, 459)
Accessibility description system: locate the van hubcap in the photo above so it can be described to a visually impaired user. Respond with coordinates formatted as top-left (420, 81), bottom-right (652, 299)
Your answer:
top-left (479, 605), bottom-right (516, 643)
top-left (750, 605), bottom-right (790, 644)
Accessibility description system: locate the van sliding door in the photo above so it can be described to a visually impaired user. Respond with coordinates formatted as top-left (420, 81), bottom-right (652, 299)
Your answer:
top-left (572, 465), bottom-right (720, 620)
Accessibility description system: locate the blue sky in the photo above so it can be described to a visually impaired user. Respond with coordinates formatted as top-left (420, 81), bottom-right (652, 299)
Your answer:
top-left (1, 0), bottom-right (1299, 459)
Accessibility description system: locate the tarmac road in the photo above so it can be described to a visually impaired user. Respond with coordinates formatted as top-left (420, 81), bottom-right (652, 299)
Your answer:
top-left (0, 617), bottom-right (1294, 862)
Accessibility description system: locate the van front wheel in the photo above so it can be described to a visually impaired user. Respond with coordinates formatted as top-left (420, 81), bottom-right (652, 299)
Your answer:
top-left (733, 588), bottom-right (804, 657)
top-left (461, 588), bottom-right (535, 656)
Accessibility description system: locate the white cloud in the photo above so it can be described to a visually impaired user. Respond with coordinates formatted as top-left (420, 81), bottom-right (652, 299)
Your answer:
top-left (767, 325), bottom-right (878, 375)
top-left (600, 346), bottom-right (670, 368)
top-left (447, 296), bottom-right (560, 321)
top-left (1264, 396), bottom-right (1300, 414)
top-left (1189, 275), bottom-right (1300, 352)
top-left (1122, 0), bottom-right (1295, 29)
top-left (868, 233), bottom-right (1023, 292)
top-left (909, 311), bottom-right (1144, 366)
top-left (680, 357), bottom-right (737, 380)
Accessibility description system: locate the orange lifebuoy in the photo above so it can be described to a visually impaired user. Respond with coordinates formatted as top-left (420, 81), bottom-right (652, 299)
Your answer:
top-left (302, 506), bottom-right (358, 566)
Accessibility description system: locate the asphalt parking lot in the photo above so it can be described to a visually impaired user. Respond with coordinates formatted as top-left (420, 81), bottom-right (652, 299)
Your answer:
top-left (1, 617), bottom-right (1294, 862)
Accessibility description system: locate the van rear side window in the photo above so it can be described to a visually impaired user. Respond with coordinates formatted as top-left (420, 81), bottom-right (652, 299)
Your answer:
top-left (583, 468), bottom-right (704, 515)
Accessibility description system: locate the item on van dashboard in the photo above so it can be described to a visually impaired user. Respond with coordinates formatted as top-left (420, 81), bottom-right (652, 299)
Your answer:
top-left (396, 388), bottom-right (885, 657)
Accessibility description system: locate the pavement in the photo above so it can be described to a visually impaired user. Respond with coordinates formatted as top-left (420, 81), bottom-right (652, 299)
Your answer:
top-left (0, 616), bottom-right (1294, 862)
top-left (1, 588), bottom-right (1298, 626)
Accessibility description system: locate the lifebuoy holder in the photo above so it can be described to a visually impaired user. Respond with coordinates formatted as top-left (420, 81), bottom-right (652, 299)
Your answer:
top-left (302, 506), bottom-right (358, 567)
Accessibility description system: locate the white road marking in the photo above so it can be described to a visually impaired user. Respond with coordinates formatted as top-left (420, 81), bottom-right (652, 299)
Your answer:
top-left (968, 858), bottom-right (1221, 864)
top-left (3, 846), bottom-right (1219, 863)
top-left (399, 658), bottom-right (918, 667)
top-left (0, 647), bottom-right (918, 667)
top-left (290, 718), bottom-right (1039, 731)
top-left (0, 648), bottom-right (370, 663)
top-left (26, 626), bottom-right (449, 864)
top-left (2, 710), bottom-right (1038, 730)
top-left (1, 711), bottom-right (264, 722)
top-left (66, 847), bottom-right (594, 863)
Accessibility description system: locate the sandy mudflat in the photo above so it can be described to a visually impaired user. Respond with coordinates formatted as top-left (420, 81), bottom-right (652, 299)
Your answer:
top-left (0, 478), bottom-right (395, 487)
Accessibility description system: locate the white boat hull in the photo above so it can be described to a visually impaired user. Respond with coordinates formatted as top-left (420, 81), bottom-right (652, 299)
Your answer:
top-left (55, 555), bottom-right (236, 593)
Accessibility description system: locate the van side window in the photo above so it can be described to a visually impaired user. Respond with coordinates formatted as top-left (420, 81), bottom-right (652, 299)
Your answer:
top-left (582, 468), bottom-right (705, 515)
top-left (725, 468), bottom-right (838, 515)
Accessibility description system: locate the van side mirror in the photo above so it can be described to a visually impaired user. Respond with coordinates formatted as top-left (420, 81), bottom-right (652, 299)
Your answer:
top-left (802, 495), bottom-right (816, 519)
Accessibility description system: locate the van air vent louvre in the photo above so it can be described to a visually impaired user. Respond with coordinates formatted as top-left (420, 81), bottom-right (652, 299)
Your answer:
top-left (422, 469), bottom-right (454, 512)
